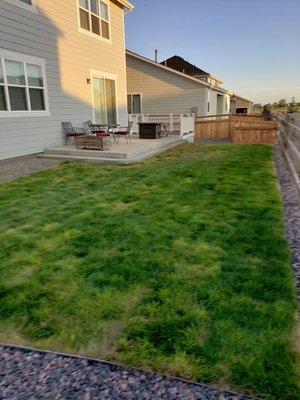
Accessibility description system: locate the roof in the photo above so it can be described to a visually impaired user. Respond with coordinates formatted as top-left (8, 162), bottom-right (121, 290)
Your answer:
top-left (126, 50), bottom-right (231, 95)
top-left (116, 0), bottom-right (134, 11)
top-left (231, 94), bottom-right (253, 103)
top-left (161, 55), bottom-right (210, 77)
top-left (161, 55), bottom-right (223, 84)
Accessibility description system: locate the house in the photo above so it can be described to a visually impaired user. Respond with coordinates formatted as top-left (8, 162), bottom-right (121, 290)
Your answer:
top-left (126, 50), bottom-right (232, 118)
top-left (161, 55), bottom-right (223, 89)
top-left (0, 0), bottom-right (133, 160)
top-left (230, 95), bottom-right (253, 114)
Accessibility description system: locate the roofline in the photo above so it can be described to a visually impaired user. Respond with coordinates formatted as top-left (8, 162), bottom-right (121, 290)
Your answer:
top-left (232, 94), bottom-right (253, 103)
top-left (208, 75), bottom-right (223, 84)
top-left (197, 74), bottom-right (224, 84)
top-left (116, 0), bottom-right (134, 11)
top-left (126, 50), bottom-right (231, 95)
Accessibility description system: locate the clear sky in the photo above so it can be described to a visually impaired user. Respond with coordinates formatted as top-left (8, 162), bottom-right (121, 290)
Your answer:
top-left (125, 0), bottom-right (300, 104)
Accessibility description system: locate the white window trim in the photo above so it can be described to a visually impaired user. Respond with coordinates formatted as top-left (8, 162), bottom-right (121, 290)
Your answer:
top-left (3, 0), bottom-right (38, 14)
top-left (0, 48), bottom-right (50, 118)
top-left (90, 69), bottom-right (118, 124)
top-left (77, 0), bottom-right (112, 44)
top-left (127, 93), bottom-right (142, 114)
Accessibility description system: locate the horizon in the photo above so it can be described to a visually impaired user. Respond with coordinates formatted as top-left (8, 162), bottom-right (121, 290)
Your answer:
top-left (125, 0), bottom-right (300, 104)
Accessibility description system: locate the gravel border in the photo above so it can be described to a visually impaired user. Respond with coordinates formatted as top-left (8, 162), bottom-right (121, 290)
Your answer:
top-left (0, 344), bottom-right (254, 400)
top-left (275, 145), bottom-right (300, 303)
top-left (0, 155), bottom-right (60, 184)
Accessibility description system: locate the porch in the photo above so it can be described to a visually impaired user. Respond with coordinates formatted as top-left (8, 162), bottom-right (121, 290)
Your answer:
top-left (40, 135), bottom-right (185, 164)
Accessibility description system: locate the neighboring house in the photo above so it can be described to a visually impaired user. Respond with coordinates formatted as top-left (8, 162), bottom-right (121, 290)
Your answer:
top-left (161, 55), bottom-right (223, 88)
top-left (126, 50), bottom-right (232, 118)
top-left (0, 0), bottom-right (133, 160)
top-left (231, 95), bottom-right (253, 114)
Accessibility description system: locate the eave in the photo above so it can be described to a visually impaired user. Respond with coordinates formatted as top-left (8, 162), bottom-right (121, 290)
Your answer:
top-left (116, 0), bottom-right (134, 11)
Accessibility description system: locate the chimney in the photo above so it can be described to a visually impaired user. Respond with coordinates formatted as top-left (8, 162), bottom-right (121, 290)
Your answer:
top-left (155, 49), bottom-right (159, 63)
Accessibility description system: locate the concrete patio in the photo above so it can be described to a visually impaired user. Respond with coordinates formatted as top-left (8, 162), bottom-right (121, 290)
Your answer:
top-left (40, 135), bottom-right (186, 164)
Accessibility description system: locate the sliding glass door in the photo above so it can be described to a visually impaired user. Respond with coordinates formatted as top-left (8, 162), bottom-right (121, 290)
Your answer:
top-left (92, 76), bottom-right (117, 125)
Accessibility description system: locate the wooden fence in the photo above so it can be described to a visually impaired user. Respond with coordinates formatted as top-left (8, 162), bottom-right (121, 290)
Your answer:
top-left (194, 118), bottom-right (231, 140)
top-left (277, 117), bottom-right (300, 199)
top-left (195, 114), bottom-right (278, 144)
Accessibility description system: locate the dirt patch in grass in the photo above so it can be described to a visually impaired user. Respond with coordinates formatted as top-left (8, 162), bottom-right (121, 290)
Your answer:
top-left (0, 144), bottom-right (298, 399)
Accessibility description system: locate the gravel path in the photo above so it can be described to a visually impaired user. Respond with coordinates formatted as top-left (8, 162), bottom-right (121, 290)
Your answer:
top-left (0, 155), bottom-right (60, 184)
top-left (275, 145), bottom-right (300, 303)
top-left (0, 345), bottom-right (252, 400)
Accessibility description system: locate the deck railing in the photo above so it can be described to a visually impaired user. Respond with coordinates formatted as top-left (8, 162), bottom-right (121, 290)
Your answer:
top-left (128, 113), bottom-right (195, 138)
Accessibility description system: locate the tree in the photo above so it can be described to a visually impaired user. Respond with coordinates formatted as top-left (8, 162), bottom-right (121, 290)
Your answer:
top-left (278, 98), bottom-right (287, 108)
top-left (262, 104), bottom-right (272, 120)
top-left (287, 97), bottom-right (298, 116)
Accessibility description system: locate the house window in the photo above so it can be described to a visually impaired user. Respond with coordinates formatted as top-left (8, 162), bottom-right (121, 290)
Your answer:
top-left (19, 0), bottom-right (32, 3)
top-left (79, 0), bottom-right (110, 40)
top-left (207, 102), bottom-right (210, 112)
top-left (127, 94), bottom-right (141, 114)
top-left (0, 50), bottom-right (49, 116)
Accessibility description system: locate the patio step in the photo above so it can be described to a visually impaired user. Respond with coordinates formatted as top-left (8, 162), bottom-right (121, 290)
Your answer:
top-left (43, 148), bottom-right (127, 159)
top-left (39, 138), bottom-right (185, 164)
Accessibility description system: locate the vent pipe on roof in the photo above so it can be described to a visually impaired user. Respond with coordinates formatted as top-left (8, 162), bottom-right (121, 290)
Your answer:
top-left (155, 49), bottom-right (159, 63)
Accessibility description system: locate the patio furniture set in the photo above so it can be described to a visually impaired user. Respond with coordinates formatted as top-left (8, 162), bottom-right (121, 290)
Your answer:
top-left (62, 121), bottom-right (133, 151)
top-left (62, 121), bottom-right (168, 151)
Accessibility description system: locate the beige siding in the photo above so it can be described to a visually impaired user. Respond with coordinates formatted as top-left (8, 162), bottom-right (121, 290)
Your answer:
top-left (0, 0), bottom-right (128, 160)
top-left (126, 54), bottom-right (207, 117)
top-left (207, 89), bottom-right (230, 115)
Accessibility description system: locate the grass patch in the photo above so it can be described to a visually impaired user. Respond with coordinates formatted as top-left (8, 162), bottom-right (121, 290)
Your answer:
top-left (0, 144), bottom-right (298, 399)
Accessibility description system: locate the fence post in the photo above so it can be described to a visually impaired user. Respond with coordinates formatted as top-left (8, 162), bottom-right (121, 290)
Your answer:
top-left (190, 113), bottom-right (195, 133)
top-left (170, 113), bottom-right (174, 133)
top-left (180, 114), bottom-right (185, 136)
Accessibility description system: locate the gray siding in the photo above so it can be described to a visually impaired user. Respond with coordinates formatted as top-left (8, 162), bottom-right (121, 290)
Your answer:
top-left (0, 0), bottom-right (128, 160)
top-left (126, 55), bottom-right (207, 117)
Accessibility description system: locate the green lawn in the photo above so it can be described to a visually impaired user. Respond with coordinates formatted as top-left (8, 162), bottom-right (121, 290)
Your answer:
top-left (0, 144), bottom-right (298, 399)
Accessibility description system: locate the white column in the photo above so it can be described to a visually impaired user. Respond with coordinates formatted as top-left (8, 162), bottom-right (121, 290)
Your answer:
top-left (180, 114), bottom-right (185, 136)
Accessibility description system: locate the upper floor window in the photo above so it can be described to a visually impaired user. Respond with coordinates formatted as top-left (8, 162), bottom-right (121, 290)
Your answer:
top-left (0, 49), bottom-right (50, 117)
top-left (79, 0), bottom-right (110, 40)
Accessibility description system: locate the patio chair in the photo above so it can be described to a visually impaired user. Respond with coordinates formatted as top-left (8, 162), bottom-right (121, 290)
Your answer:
top-left (62, 122), bottom-right (85, 145)
top-left (86, 121), bottom-right (110, 137)
top-left (114, 121), bottom-right (133, 143)
top-left (108, 124), bottom-right (120, 143)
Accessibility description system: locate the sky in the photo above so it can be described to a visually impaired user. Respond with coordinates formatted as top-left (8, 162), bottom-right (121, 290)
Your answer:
top-left (125, 0), bottom-right (300, 104)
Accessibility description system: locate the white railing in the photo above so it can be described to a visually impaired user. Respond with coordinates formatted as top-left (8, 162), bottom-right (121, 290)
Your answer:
top-left (128, 113), bottom-right (195, 139)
